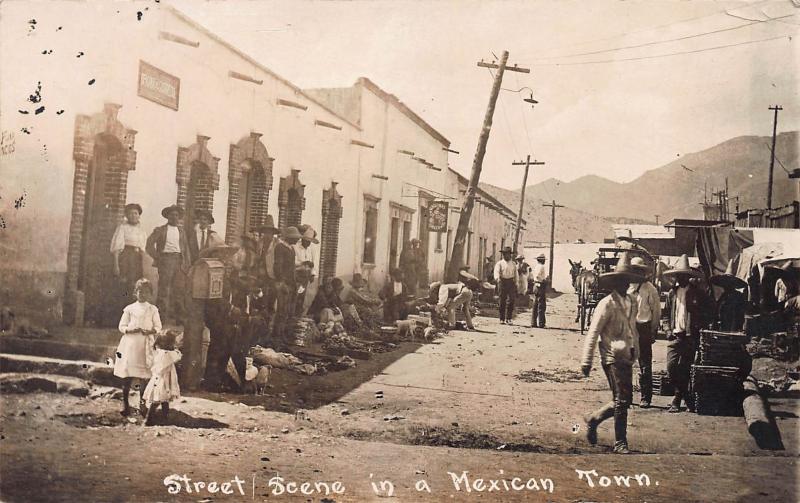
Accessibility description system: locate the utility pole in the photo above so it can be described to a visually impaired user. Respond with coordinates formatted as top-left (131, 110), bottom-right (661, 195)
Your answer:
top-left (542, 200), bottom-right (564, 288)
top-left (446, 51), bottom-right (529, 281)
top-left (512, 155), bottom-right (544, 254)
top-left (767, 105), bottom-right (782, 209)
top-left (654, 214), bottom-right (660, 225)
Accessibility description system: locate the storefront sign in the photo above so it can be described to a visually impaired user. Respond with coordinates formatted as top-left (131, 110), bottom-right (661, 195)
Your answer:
top-left (138, 61), bottom-right (180, 111)
top-left (428, 200), bottom-right (449, 232)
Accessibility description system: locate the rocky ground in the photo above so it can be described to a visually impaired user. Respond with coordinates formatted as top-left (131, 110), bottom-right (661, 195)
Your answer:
top-left (1, 295), bottom-right (797, 502)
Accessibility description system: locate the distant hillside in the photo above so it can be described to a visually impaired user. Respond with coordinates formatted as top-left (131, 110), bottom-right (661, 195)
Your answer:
top-left (478, 183), bottom-right (635, 244)
top-left (522, 132), bottom-right (798, 221)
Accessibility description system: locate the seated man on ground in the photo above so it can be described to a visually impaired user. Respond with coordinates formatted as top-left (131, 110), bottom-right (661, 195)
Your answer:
top-left (379, 269), bottom-right (415, 323)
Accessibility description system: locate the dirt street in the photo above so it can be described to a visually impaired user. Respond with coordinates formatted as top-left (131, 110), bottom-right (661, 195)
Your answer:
top-left (1, 295), bottom-right (797, 502)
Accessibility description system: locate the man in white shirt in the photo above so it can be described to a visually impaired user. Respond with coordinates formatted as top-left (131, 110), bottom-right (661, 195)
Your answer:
top-left (580, 252), bottom-right (645, 455)
top-left (436, 271), bottom-right (479, 330)
top-left (493, 247), bottom-right (519, 324)
top-left (628, 257), bottom-right (661, 408)
top-left (294, 226), bottom-right (319, 315)
top-left (146, 205), bottom-right (190, 324)
top-left (530, 253), bottom-right (549, 328)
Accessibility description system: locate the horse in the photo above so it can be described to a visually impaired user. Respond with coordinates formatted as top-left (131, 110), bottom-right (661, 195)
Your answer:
top-left (573, 268), bottom-right (599, 325)
top-left (568, 259), bottom-right (583, 291)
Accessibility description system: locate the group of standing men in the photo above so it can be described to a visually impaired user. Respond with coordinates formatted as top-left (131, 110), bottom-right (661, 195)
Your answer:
top-left (580, 251), bottom-right (754, 454)
top-left (123, 202), bottom-right (324, 390)
top-left (491, 247), bottom-right (549, 327)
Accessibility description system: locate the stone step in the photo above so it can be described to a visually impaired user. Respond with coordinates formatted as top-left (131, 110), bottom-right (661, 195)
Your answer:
top-left (0, 336), bottom-right (117, 363)
top-left (0, 373), bottom-right (91, 397)
top-left (0, 353), bottom-right (116, 387)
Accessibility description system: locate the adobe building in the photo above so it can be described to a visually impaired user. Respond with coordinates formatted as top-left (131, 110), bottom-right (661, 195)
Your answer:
top-left (0, 3), bottom-right (518, 326)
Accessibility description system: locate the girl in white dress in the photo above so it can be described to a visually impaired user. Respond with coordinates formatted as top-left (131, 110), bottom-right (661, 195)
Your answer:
top-left (142, 331), bottom-right (182, 425)
top-left (114, 279), bottom-right (162, 416)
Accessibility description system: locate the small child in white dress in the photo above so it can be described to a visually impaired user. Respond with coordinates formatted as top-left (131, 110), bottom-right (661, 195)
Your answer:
top-left (114, 278), bottom-right (162, 416)
top-left (142, 331), bottom-right (182, 426)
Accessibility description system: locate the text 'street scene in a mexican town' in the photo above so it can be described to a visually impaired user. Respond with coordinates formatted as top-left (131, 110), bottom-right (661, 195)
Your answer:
top-left (0, 0), bottom-right (798, 501)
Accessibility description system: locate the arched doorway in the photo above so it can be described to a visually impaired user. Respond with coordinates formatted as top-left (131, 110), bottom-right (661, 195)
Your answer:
top-left (80, 134), bottom-right (126, 325)
top-left (175, 135), bottom-right (220, 231)
top-left (185, 161), bottom-right (214, 231)
top-left (226, 132), bottom-right (274, 244)
top-left (278, 169), bottom-right (306, 230)
top-left (66, 103), bottom-right (138, 326)
top-left (319, 182), bottom-right (343, 280)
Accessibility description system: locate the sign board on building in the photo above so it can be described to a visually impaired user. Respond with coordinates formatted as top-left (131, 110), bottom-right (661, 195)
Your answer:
top-left (138, 61), bottom-right (180, 111)
top-left (428, 200), bottom-right (449, 232)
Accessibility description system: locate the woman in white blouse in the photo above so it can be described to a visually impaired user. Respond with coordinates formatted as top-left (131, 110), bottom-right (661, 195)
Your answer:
top-left (110, 203), bottom-right (147, 305)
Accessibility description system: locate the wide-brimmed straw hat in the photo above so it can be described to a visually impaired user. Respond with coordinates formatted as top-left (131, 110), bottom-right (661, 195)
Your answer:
top-left (301, 228), bottom-right (319, 244)
top-left (767, 262), bottom-right (797, 281)
top-left (161, 205), bottom-right (184, 219)
top-left (599, 252), bottom-right (647, 286)
top-left (254, 215), bottom-right (279, 234)
top-left (710, 259), bottom-right (747, 290)
top-left (536, 253), bottom-right (546, 261)
top-left (282, 226), bottom-right (302, 240)
top-left (662, 254), bottom-right (703, 280)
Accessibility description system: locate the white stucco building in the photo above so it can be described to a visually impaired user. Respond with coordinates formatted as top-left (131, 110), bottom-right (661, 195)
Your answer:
top-left (0, 3), bottom-right (520, 326)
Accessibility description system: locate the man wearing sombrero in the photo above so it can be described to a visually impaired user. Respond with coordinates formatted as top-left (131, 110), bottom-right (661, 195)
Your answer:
top-left (712, 259), bottom-right (748, 332)
top-left (581, 252), bottom-right (646, 454)
top-left (435, 270), bottom-right (482, 330)
top-left (628, 256), bottom-right (661, 408)
top-left (146, 205), bottom-right (190, 323)
top-left (663, 254), bottom-right (712, 413)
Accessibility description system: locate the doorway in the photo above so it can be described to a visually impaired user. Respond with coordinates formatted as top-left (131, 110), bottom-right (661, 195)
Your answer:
top-left (79, 134), bottom-right (125, 325)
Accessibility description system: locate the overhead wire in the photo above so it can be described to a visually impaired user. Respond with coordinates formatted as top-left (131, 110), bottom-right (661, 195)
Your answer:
top-left (764, 143), bottom-right (792, 175)
top-left (529, 33), bottom-right (795, 66)
top-left (529, 13), bottom-right (795, 61)
top-left (517, 0), bottom-right (774, 58)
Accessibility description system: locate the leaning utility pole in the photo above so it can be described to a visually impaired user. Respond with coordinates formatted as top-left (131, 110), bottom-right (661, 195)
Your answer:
top-left (542, 200), bottom-right (564, 287)
top-left (767, 105), bottom-right (782, 209)
top-left (512, 155), bottom-right (544, 254)
top-left (446, 51), bottom-right (529, 281)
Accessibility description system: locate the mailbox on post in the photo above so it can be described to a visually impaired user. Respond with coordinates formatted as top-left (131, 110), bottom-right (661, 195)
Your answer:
top-left (191, 258), bottom-right (225, 299)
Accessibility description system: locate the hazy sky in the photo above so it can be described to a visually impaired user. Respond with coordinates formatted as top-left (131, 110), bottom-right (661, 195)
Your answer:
top-left (171, 0), bottom-right (799, 191)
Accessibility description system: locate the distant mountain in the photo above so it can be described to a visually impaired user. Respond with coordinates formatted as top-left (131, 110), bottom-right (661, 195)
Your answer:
top-left (477, 183), bottom-right (646, 244)
top-left (522, 132), bottom-right (798, 221)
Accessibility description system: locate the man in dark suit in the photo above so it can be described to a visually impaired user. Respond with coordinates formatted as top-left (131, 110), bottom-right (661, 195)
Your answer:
top-left (146, 205), bottom-right (190, 323)
top-left (187, 209), bottom-right (223, 264)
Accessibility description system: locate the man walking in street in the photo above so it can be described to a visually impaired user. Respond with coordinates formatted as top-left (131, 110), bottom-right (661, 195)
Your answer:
top-left (493, 247), bottom-right (518, 324)
top-left (581, 252), bottom-right (646, 454)
top-left (530, 253), bottom-right (549, 328)
top-left (146, 205), bottom-right (190, 324)
top-left (663, 254), bottom-right (711, 413)
top-left (628, 256), bottom-right (661, 408)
